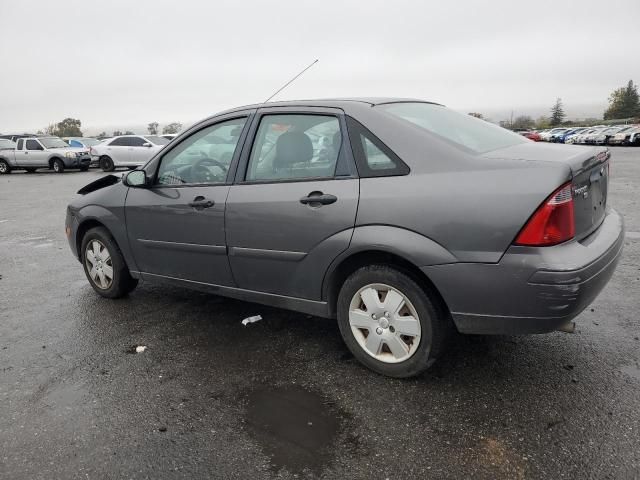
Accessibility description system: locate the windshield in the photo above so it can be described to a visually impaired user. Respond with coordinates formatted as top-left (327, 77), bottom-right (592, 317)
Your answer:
top-left (40, 137), bottom-right (70, 148)
top-left (144, 135), bottom-right (169, 145)
top-left (378, 102), bottom-right (527, 154)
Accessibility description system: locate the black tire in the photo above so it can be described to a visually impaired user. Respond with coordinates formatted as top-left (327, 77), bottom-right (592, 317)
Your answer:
top-left (337, 265), bottom-right (450, 378)
top-left (81, 226), bottom-right (138, 298)
top-left (0, 159), bottom-right (11, 174)
top-left (52, 158), bottom-right (65, 173)
top-left (100, 156), bottom-right (115, 172)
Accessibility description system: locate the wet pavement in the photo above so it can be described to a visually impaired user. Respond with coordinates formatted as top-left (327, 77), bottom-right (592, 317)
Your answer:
top-left (1, 147), bottom-right (639, 479)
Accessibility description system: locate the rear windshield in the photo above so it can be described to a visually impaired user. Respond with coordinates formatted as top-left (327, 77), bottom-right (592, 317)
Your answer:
top-left (378, 102), bottom-right (528, 154)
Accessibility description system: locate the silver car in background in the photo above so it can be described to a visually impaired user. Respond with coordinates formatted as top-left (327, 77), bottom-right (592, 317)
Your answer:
top-left (90, 134), bottom-right (169, 171)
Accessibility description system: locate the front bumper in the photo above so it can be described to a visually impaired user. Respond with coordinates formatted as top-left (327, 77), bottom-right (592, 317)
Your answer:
top-left (63, 155), bottom-right (91, 168)
top-left (422, 208), bottom-right (624, 334)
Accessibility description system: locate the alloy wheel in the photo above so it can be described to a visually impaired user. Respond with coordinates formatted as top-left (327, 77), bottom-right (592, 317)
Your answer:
top-left (348, 283), bottom-right (421, 363)
top-left (85, 240), bottom-right (114, 289)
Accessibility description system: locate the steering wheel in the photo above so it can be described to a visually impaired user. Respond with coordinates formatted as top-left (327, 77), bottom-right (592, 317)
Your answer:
top-left (190, 157), bottom-right (228, 183)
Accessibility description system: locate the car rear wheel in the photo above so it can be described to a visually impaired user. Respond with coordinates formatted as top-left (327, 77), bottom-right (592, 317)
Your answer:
top-left (100, 156), bottom-right (115, 172)
top-left (337, 265), bottom-right (450, 378)
top-left (81, 227), bottom-right (138, 298)
top-left (0, 160), bottom-right (11, 174)
top-left (52, 159), bottom-right (65, 173)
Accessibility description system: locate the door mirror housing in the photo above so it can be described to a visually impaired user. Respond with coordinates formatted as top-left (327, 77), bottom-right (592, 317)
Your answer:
top-left (142, 142), bottom-right (152, 147)
top-left (124, 170), bottom-right (148, 187)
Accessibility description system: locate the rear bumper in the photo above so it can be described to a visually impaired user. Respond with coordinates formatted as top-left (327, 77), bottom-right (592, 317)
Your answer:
top-left (422, 208), bottom-right (624, 334)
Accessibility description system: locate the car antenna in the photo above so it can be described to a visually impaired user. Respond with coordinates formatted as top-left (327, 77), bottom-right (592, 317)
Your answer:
top-left (263, 59), bottom-right (319, 103)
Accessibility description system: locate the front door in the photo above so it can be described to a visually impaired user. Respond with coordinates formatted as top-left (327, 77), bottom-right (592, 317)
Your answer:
top-left (125, 116), bottom-right (250, 286)
top-left (225, 109), bottom-right (359, 301)
top-left (23, 138), bottom-right (47, 167)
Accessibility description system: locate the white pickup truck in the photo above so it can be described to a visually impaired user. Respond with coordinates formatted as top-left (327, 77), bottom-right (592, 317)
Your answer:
top-left (0, 136), bottom-right (91, 174)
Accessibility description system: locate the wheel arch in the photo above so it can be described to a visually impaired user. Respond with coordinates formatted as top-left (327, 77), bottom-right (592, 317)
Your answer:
top-left (49, 156), bottom-right (64, 168)
top-left (323, 249), bottom-right (451, 320)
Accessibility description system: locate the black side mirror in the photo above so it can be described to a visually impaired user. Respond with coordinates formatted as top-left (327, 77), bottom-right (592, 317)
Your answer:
top-left (124, 170), bottom-right (148, 187)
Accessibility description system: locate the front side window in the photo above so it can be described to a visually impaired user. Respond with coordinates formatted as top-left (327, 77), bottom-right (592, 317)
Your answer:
top-left (379, 102), bottom-right (527, 154)
top-left (246, 114), bottom-right (341, 181)
top-left (17, 139), bottom-right (24, 150)
top-left (70, 140), bottom-right (82, 147)
top-left (156, 117), bottom-right (247, 186)
top-left (128, 137), bottom-right (147, 147)
top-left (26, 139), bottom-right (43, 150)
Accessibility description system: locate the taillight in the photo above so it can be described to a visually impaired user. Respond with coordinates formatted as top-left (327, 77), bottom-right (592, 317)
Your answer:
top-left (514, 182), bottom-right (575, 246)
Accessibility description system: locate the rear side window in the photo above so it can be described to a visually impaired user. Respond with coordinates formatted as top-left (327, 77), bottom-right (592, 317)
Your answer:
top-left (109, 137), bottom-right (128, 146)
top-left (379, 102), bottom-right (527, 154)
top-left (346, 116), bottom-right (409, 177)
top-left (245, 114), bottom-right (341, 181)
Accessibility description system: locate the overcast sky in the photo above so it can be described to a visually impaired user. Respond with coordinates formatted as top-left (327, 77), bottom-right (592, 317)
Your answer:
top-left (1, 0), bottom-right (638, 134)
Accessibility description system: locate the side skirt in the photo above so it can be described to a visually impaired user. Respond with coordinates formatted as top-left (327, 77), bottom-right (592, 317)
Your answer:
top-left (131, 271), bottom-right (331, 318)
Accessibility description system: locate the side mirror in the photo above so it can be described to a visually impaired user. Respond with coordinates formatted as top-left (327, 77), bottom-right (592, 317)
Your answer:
top-left (124, 170), bottom-right (148, 187)
top-left (142, 142), bottom-right (152, 147)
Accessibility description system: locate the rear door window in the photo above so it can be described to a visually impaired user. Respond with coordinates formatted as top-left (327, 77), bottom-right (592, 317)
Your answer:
top-left (109, 137), bottom-right (128, 146)
top-left (245, 114), bottom-right (341, 181)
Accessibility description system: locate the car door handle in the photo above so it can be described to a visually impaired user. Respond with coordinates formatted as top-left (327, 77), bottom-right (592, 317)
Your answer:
top-left (188, 196), bottom-right (215, 210)
top-left (299, 192), bottom-right (337, 206)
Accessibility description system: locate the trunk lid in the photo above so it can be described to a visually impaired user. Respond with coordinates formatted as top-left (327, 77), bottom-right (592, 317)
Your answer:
top-left (483, 142), bottom-right (610, 240)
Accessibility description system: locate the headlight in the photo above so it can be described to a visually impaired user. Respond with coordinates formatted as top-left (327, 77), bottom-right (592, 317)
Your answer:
top-left (65, 151), bottom-right (75, 158)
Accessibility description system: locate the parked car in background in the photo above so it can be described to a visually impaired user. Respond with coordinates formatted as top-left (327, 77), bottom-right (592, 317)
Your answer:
top-left (559, 128), bottom-right (589, 144)
top-left (540, 128), bottom-right (566, 141)
top-left (0, 133), bottom-right (39, 143)
top-left (548, 128), bottom-right (570, 142)
top-left (90, 135), bottom-right (170, 172)
top-left (519, 131), bottom-right (541, 141)
top-left (63, 137), bottom-right (102, 149)
top-left (66, 98), bottom-right (623, 378)
top-left (0, 136), bottom-right (91, 174)
top-left (609, 126), bottom-right (640, 146)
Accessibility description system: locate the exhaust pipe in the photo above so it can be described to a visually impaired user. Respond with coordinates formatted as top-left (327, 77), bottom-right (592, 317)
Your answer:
top-left (557, 321), bottom-right (575, 333)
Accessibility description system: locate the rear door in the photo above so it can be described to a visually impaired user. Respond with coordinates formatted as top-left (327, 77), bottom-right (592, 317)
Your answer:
top-left (225, 107), bottom-right (359, 300)
top-left (105, 137), bottom-right (130, 164)
top-left (125, 114), bottom-right (251, 285)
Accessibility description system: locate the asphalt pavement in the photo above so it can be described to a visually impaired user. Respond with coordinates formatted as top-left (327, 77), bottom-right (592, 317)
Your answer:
top-left (1, 147), bottom-right (639, 479)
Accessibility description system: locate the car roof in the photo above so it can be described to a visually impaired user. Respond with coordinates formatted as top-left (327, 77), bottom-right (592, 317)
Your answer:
top-left (213, 97), bottom-right (441, 115)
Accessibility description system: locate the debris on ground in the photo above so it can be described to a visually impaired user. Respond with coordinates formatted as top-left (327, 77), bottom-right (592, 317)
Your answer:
top-left (242, 315), bottom-right (262, 326)
top-left (135, 346), bottom-right (147, 353)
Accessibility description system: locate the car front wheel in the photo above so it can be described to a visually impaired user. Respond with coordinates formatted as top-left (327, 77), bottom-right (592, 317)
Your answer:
top-left (81, 227), bottom-right (138, 298)
top-left (337, 265), bottom-right (450, 378)
top-left (100, 156), bottom-right (115, 172)
top-left (52, 159), bottom-right (65, 173)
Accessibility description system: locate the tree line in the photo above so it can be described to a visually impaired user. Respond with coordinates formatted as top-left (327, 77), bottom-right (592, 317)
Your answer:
top-left (470, 79), bottom-right (640, 129)
top-left (36, 119), bottom-right (183, 139)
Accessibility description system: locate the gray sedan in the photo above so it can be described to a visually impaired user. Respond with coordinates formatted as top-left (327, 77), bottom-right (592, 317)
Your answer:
top-left (65, 99), bottom-right (623, 377)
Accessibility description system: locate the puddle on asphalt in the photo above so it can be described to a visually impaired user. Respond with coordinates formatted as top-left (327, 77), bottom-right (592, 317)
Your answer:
top-left (245, 385), bottom-right (341, 475)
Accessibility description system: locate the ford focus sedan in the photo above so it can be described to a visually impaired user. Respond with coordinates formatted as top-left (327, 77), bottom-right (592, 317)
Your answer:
top-left (66, 99), bottom-right (623, 377)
